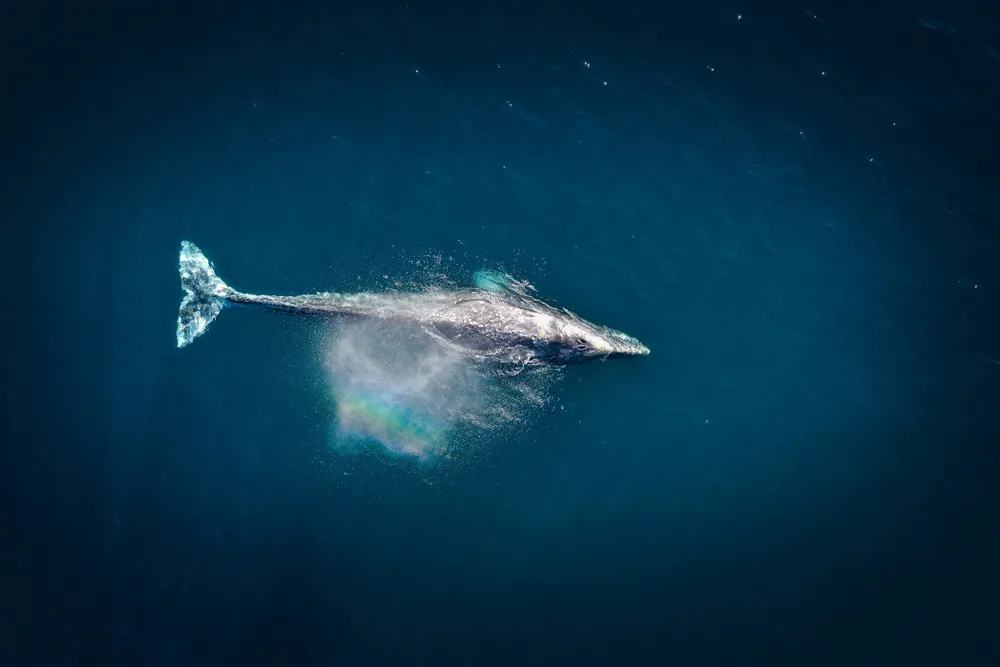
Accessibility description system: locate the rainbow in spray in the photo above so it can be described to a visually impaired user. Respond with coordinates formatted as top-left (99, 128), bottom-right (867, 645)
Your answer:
top-left (322, 317), bottom-right (488, 459)
top-left (334, 385), bottom-right (451, 458)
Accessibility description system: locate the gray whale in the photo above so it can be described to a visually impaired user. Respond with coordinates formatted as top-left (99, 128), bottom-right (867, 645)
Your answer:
top-left (176, 241), bottom-right (649, 365)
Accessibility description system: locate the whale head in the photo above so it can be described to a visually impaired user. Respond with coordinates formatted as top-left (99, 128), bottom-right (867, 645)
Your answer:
top-left (547, 319), bottom-right (650, 364)
top-left (470, 269), bottom-right (650, 365)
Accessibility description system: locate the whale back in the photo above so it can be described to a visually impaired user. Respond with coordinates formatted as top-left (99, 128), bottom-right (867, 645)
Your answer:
top-left (432, 297), bottom-right (542, 353)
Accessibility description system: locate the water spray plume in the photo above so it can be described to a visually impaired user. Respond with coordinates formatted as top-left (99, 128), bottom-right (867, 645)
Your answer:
top-left (323, 319), bottom-right (486, 460)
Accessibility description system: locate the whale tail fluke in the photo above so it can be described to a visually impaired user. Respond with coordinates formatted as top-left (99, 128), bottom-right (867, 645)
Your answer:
top-left (176, 241), bottom-right (232, 348)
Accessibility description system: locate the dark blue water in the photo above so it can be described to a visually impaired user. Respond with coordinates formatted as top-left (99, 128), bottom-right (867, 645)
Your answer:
top-left (7, 1), bottom-right (999, 665)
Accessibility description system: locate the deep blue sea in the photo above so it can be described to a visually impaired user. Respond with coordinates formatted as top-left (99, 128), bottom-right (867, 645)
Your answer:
top-left (6, 1), bottom-right (999, 665)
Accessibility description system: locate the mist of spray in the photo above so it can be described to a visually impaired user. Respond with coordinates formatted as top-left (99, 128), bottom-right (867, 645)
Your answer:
top-left (322, 317), bottom-right (558, 462)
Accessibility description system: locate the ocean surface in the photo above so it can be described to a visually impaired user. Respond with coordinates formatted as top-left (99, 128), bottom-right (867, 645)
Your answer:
top-left (6, 1), bottom-right (999, 665)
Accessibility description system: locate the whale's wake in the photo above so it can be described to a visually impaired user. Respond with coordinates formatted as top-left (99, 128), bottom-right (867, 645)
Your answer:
top-left (322, 317), bottom-right (557, 462)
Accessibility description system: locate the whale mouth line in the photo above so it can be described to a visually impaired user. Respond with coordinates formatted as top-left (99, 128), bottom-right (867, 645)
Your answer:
top-left (601, 344), bottom-right (650, 360)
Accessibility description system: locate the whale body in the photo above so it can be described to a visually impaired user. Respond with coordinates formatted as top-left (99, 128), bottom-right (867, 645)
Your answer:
top-left (176, 241), bottom-right (649, 365)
